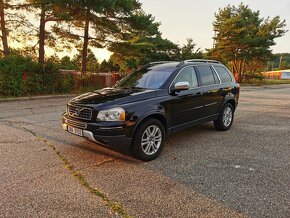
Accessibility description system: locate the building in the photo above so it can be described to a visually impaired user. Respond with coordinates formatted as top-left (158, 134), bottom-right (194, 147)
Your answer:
top-left (263, 70), bottom-right (290, 80)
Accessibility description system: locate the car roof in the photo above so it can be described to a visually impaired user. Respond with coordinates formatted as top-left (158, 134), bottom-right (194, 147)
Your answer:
top-left (146, 59), bottom-right (224, 71)
top-left (148, 62), bottom-right (179, 71)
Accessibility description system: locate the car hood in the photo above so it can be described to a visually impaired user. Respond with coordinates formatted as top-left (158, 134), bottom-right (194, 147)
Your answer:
top-left (69, 87), bottom-right (156, 107)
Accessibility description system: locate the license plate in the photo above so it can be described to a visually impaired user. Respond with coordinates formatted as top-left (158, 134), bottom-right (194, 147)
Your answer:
top-left (67, 125), bottom-right (83, 136)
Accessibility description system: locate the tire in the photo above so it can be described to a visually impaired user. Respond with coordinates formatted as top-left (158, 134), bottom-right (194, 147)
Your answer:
top-left (214, 103), bottom-right (234, 131)
top-left (131, 118), bottom-right (165, 161)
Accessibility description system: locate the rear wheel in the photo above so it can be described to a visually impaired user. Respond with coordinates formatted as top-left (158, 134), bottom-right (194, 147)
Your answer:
top-left (214, 103), bottom-right (234, 131)
top-left (131, 118), bottom-right (165, 161)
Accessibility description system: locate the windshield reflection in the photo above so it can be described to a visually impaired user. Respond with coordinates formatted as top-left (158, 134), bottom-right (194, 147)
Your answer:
top-left (116, 68), bottom-right (172, 89)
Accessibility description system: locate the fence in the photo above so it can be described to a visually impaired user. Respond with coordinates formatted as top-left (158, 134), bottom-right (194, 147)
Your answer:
top-left (60, 70), bottom-right (120, 92)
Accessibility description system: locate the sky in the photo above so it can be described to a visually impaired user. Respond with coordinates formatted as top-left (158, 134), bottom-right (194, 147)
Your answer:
top-left (10, 0), bottom-right (289, 61)
top-left (138, 0), bottom-right (290, 54)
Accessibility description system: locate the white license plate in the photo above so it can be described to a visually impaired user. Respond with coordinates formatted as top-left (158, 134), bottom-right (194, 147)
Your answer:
top-left (67, 126), bottom-right (83, 136)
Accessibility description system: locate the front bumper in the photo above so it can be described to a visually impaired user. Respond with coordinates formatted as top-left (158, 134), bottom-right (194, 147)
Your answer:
top-left (62, 113), bottom-right (132, 147)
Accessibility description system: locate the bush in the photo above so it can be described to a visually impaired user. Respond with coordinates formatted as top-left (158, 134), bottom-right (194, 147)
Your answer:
top-left (0, 54), bottom-right (107, 98)
top-left (0, 55), bottom-right (35, 96)
top-left (0, 54), bottom-right (76, 97)
top-left (57, 73), bottom-right (75, 93)
top-left (24, 62), bottom-right (61, 95)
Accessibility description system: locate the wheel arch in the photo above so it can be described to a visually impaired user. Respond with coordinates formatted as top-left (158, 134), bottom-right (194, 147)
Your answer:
top-left (223, 98), bottom-right (236, 111)
top-left (132, 112), bottom-right (168, 143)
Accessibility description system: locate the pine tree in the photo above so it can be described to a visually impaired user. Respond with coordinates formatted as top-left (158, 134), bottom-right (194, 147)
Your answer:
top-left (211, 3), bottom-right (286, 82)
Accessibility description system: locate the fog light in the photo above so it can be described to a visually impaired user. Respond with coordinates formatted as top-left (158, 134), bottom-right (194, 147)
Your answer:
top-left (62, 123), bottom-right (68, 130)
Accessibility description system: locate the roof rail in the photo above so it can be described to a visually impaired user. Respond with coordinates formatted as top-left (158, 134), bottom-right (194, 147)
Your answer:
top-left (141, 61), bottom-right (175, 69)
top-left (148, 61), bottom-right (175, 67)
top-left (183, 59), bottom-right (221, 64)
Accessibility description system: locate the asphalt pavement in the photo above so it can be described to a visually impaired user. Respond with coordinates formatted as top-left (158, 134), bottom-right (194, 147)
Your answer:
top-left (0, 85), bottom-right (289, 217)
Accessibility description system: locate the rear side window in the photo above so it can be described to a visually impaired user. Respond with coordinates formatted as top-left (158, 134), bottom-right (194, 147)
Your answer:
top-left (214, 66), bottom-right (232, 83)
top-left (196, 66), bottom-right (215, 86)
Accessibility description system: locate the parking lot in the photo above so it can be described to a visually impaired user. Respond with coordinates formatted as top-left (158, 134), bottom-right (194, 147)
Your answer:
top-left (1, 85), bottom-right (289, 217)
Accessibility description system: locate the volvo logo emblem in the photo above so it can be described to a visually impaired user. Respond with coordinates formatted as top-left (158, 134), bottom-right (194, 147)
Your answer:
top-left (74, 108), bottom-right (80, 116)
top-left (69, 108), bottom-right (83, 117)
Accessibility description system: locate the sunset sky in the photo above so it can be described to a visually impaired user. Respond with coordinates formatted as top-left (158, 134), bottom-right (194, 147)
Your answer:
top-left (139, 0), bottom-right (290, 53)
top-left (11, 0), bottom-right (289, 61)
top-left (57, 0), bottom-right (290, 61)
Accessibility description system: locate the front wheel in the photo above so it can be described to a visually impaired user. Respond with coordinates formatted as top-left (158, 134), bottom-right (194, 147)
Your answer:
top-left (131, 118), bottom-right (165, 161)
top-left (214, 103), bottom-right (234, 131)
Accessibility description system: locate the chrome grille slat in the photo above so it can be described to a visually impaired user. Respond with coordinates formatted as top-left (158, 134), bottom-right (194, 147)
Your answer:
top-left (68, 105), bottom-right (92, 120)
top-left (66, 119), bottom-right (87, 129)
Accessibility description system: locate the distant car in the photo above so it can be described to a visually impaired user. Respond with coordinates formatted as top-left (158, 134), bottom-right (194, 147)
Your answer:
top-left (62, 59), bottom-right (240, 161)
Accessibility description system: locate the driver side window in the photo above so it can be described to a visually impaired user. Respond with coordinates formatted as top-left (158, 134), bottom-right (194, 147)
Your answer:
top-left (174, 67), bottom-right (198, 88)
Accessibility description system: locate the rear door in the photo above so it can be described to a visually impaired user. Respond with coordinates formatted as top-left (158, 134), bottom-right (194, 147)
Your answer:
top-left (195, 65), bottom-right (223, 117)
top-left (213, 65), bottom-right (236, 110)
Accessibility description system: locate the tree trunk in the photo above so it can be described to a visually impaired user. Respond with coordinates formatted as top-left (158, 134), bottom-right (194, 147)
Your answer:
top-left (81, 9), bottom-right (90, 74)
top-left (0, 0), bottom-right (10, 56)
top-left (240, 59), bottom-right (246, 83)
top-left (38, 4), bottom-right (46, 64)
top-left (232, 60), bottom-right (240, 82)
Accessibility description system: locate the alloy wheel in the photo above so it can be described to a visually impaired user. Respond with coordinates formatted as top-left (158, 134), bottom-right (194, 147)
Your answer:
top-left (141, 125), bottom-right (162, 155)
top-left (223, 107), bottom-right (233, 127)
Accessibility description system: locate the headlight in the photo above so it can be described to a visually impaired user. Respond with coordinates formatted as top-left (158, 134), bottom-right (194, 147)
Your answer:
top-left (97, 107), bottom-right (125, 121)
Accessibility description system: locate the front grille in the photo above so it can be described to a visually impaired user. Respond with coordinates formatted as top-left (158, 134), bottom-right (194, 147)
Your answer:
top-left (66, 119), bottom-right (87, 129)
top-left (68, 105), bottom-right (92, 120)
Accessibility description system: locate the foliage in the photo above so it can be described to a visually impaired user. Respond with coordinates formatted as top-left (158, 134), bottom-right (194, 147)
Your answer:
top-left (0, 55), bottom-right (65, 96)
top-left (0, 54), bottom-right (33, 96)
top-left (180, 38), bottom-right (203, 60)
top-left (51, 0), bottom-right (142, 73)
top-left (99, 59), bottom-right (119, 72)
top-left (210, 3), bottom-right (287, 82)
top-left (0, 54), bottom-right (75, 97)
top-left (108, 11), bottom-right (180, 73)
top-left (267, 53), bottom-right (290, 70)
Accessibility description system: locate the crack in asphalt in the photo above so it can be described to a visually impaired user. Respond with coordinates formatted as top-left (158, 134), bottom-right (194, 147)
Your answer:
top-left (0, 140), bottom-right (37, 144)
top-left (76, 159), bottom-right (115, 172)
top-left (5, 121), bottom-right (132, 218)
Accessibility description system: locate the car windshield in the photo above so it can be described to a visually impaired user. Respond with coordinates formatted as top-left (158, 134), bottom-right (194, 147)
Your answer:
top-left (116, 68), bottom-right (172, 89)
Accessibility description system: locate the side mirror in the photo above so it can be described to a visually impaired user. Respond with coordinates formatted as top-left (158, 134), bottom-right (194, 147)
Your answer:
top-left (171, 81), bottom-right (189, 93)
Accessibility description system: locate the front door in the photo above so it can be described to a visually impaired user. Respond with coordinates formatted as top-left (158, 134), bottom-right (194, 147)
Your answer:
top-left (169, 66), bottom-right (204, 127)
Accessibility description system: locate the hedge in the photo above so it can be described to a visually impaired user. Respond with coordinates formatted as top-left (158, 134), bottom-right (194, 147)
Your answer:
top-left (0, 55), bottom-right (105, 98)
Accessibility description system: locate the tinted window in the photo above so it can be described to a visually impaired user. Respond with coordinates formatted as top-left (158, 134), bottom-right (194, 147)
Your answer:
top-left (174, 67), bottom-right (198, 88)
top-left (196, 66), bottom-right (215, 86)
top-left (214, 66), bottom-right (232, 83)
top-left (116, 68), bottom-right (172, 89)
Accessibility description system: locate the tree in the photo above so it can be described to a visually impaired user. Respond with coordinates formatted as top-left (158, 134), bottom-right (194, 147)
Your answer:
top-left (180, 38), bottom-right (203, 60)
top-left (1, 0), bottom-right (38, 57)
top-left (52, 0), bottom-right (141, 74)
top-left (0, 0), bottom-right (10, 55)
top-left (60, 55), bottom-right (75, 70)
top-left (211, 3), bottom-right (286, 82)
top-left (108, 12), bottom-right (179, 72)
top-left (86, 49), bottom-right (99, 72)
top-left (27, 0), bottom-right (71, 64)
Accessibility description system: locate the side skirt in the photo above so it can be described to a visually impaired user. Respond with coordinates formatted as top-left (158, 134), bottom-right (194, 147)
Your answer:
top-left (168, 114), bottom-right (219, 134)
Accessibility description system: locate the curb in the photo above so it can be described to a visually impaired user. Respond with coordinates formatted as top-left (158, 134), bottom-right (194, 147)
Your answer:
top-left (0, 94), bottom-right (77, 102)
top-left (241, 84), bottom-right (290, 90)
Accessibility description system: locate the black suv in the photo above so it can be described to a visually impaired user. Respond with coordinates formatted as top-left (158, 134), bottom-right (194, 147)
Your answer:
top-left (62, 59), bottom-right (239, 161)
